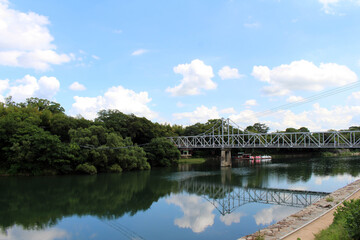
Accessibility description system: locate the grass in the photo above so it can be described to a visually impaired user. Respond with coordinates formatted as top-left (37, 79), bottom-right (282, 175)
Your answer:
top-left (178, 158), bottom-right (206, 164)
top-left (315, 220), bottom-right (350, 240)
top-left (326, 196), bottom-right (334, 202)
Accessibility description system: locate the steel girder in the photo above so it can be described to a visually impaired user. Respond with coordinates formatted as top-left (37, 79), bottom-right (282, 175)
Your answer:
top-left (169, 131), bottom-right (360, 149)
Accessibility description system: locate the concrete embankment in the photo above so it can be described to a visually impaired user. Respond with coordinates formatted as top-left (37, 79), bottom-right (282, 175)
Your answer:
top-left (239, 178), bottom-right (360, 240)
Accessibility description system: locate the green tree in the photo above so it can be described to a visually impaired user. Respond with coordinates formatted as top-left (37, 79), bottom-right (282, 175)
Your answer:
top-left (246, 123), bottom-right (269, 133)
top-left (144, 138), bottom-right (180, 167)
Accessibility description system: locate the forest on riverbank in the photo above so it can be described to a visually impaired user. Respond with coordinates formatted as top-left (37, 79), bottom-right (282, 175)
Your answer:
top-left (1, 97), bottom-right (359, 176)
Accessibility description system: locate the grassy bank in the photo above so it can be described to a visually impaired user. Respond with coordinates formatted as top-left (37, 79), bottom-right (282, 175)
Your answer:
top-left (315, 199), bottom-right (360, 240)
top-left (178, 158), bottom-right (206, 164)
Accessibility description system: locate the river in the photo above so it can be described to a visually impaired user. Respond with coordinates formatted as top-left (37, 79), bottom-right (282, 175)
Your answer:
top-left (1, 156), bottom-right (360, 240)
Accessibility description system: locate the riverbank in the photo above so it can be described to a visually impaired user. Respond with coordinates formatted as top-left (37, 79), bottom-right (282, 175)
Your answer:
top-left (238, 178), bottom-right (360, 240)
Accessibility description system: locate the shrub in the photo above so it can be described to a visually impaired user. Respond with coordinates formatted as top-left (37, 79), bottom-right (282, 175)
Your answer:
top-left (334, 199), bottom-right (360, 240)
top-left (75, 163), bottom-right (97, 175)
top-left (109, 164), bottom-right (122, 173)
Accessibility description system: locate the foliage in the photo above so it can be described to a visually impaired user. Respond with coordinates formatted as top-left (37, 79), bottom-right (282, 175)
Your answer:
top-left (315, 199), bottom-right (360, 240)
top-left (109, 164), bottom-right (122, 173)
top-left (76, 163), bottom-right (97, 175)
top-left (144, 138), bottom-right (180, 167)
top-left (334, 199), bottom-right (360, 239)
top-left (178, 158), bottom-right (206, 164)
top-left (246, 123), bottom-right (269, 133)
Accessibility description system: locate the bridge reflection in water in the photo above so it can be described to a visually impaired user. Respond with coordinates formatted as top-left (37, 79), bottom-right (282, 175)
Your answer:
top-left (178, 180), bottom-right (329, 216)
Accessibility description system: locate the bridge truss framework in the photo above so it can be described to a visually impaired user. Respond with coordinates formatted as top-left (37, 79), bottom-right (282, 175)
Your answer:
top-left (169, 118), bottom-right (360, 149)
top-left (179, 181), bottom-right (329, 215)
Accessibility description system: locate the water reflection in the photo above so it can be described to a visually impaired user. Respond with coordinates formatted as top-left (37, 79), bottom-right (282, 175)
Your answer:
top-left (0, 225), bottom-right (69, 240)
top-left (166, 195), bottom-right (215, 233)
top-left (219, 212), bottom-right (246, 226)
top-left (253, 206), bottom-right (299, 226)
top-left (0, 157), bottom-right (360, 239)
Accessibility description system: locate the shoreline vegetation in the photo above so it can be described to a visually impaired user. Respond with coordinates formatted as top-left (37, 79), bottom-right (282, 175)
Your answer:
top-left (1, 97), bottom-right (360, 176)
top-left (178, 158), bottom-right (206, 164)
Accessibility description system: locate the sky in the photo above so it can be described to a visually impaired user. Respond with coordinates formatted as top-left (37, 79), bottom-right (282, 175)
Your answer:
top-left (1, 0), bottom-right (360, 131)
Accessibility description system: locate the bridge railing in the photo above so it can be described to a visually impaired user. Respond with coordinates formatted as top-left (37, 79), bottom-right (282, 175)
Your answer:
top-left (168, 131), bottom-right (360, 149)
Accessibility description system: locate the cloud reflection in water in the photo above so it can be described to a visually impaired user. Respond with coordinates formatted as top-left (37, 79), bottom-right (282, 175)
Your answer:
top-left (254, 206), bottom-right (299, 226)
top-left (166, 194), bottom-right (215, 233)
top-left (0, 225), bottom-right (69, 240)
top-left (219, 212), bottom-right (246, 226)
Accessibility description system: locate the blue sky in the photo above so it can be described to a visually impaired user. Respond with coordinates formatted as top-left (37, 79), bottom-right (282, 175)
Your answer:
top-left (1, 0), bottom-right (360, 131)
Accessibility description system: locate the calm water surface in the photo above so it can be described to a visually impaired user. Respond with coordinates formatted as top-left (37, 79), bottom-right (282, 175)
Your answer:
top-left (1, 157), bottom-right (360, 240)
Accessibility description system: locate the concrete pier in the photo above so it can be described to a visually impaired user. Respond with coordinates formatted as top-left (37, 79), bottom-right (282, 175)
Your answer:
top-left (220, 149), bottom-right (232, 167)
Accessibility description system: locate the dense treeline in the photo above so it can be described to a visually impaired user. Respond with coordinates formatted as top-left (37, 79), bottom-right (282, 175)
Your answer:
top-left (1, 97), bottom-right (359, 175)
top-left (0, 97), bottom-right (180, 175)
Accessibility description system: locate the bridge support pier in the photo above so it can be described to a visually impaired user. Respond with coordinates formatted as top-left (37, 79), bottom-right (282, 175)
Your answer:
top-left (221, 149), bottom-right (232, 167)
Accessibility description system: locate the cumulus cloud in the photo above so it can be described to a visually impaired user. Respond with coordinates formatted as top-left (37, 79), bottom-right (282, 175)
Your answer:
top-left (218, 66), bottom-right (243, 80)
top-left (131, 49), bottom-right (148, 56)
top-left (0, 1), bottom-right (71, 70)
top-left (252, 60), bottom-right (357, 96)
top-left (244, 99), bottom-right (257, 108)
top-left (173, 105), bottom-right (221, 124)
top-left (220, 107), bottom-right (236, 114)
top-left (166, 59), bottom-right (216, 96)
top-left (166, 194), bottom-right (215, 233)
top-left (0, 79), bottom-right (9, 102)
top-left (0, 225), bottom-right (69, 240)
top-left (286, 95), bottom-right (304, 103)
top-left (230, 103), bottom-right (360, 132)
top-left (0, 75), bottom-right (60, 102)
top-left (70, 85), bottom-right (157, 120)
top-left (69, 82), bottom-right (86, 91)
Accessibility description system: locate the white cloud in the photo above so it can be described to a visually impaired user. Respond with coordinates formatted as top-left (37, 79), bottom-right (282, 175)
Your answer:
top-left (348, 91), bottom-right (360, 104)
top-left (286, 95), bottom-right (304, 103)
top-left (244, 99), bottom-right (257, 108)
top-left (92, 55), bottom-right (100, 60)
top-left (244, 22), bottom-right (260, 28)
top-left (220, 107), bottom-right (236, 114)
top-left (113, 29), bottom-right (122, 34)
top-left (230, 103), bottom-right (360, 132)
top-left (254, 206), bottom-right (298, 226)
top-left (0, 79), bottom-right (8, 102)
top-left (0, 1), bottom-right (71, 70)
top-left (317, 0), bottom-right (360, 14)
top-left (319, 0), bottom-right (341, 13)
top-left (131, 49), bottom-right (148, 56)
top-left (218, 66), bottom-right (243, 80)
top-left (166, 59), bottom-right (216, 96)
top-left (220, 212), bottom-right (246, 226)
top-left (252, 60), bottom-right (357, 96)
top-left (0, 225), bottom-right (69, 240)
top-left (69, 82), bottom-right (86, 91)
top-left (0, 75), bottom-right (60, 102)
top-left (173, 105), bottom-right (220, 124)
top-left (166, 194), bottom-right (215, 233)
top-left (230, 110), bottom-right (259, 128)
top-left (70, 85), bottom-right (157, 120)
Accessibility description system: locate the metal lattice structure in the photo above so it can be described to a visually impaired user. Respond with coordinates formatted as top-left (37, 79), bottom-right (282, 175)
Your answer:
top-left (168, 118), bottom-right (360, 149)
top-left (179, 181), bottom-right (329, 215)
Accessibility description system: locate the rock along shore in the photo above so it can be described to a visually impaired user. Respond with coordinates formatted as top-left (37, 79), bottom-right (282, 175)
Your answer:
top-left (238, 178), bottom-right (360, 240)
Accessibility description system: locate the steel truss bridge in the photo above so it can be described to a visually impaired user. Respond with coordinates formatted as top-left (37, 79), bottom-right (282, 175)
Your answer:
top-left (178, 181), bottom-right (329, 216)
top-left (169, 118), bottom-right (360, 149)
